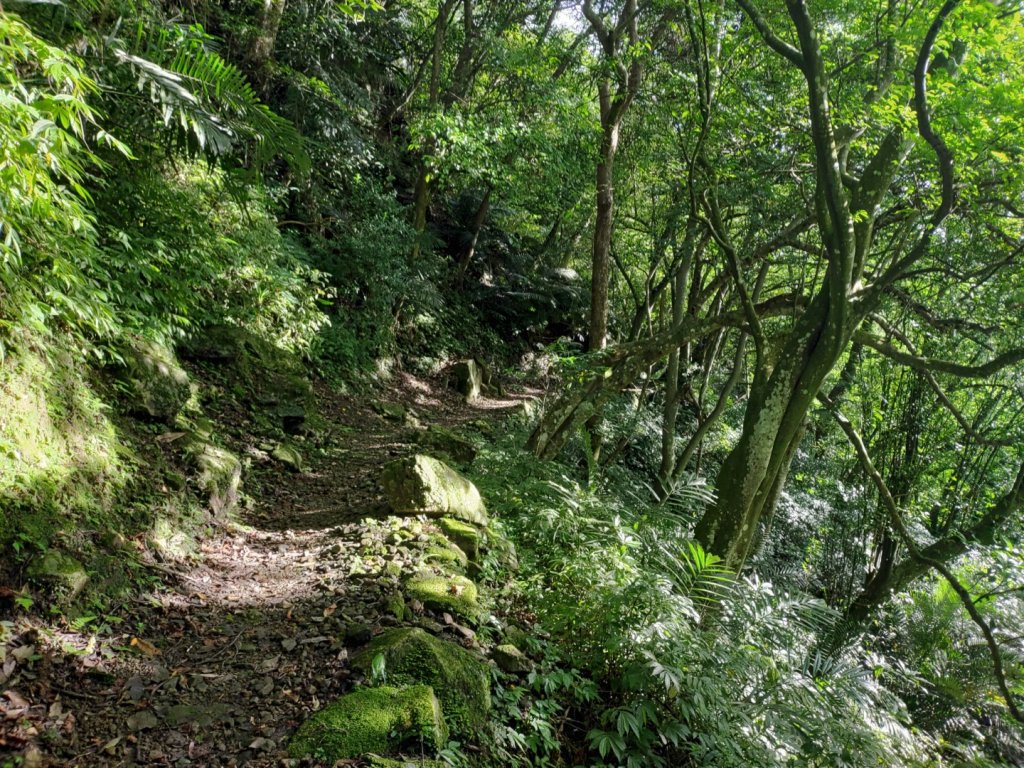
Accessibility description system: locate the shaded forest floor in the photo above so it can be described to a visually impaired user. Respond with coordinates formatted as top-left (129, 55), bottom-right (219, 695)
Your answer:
top-left (1, 372), bottom-right (534, 767)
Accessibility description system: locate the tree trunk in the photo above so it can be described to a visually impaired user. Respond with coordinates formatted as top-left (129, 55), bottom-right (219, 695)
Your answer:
top-left (250, 0), bottom-right (286, 70)
top-left (694, 290), bottom-right (848, 569)
top-left (457, 185), bottom-right (491, 276)
top-left (588, 100), bottom-right (618, 352)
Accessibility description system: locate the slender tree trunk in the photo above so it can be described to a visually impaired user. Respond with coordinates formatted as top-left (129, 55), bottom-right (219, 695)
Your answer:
top-left (457, 185), bottom-right (491, 276)
top-left (588, 99), bottom-right (619, 352)
top-left (657, 221), bottom-right (697, 492)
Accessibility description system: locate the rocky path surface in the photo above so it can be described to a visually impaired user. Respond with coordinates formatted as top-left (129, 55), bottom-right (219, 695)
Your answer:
top-left (1, 373), bottom-right (532, 767)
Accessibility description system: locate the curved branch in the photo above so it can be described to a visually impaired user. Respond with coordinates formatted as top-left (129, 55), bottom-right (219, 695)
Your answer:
top-left (915, 0), bottom-right (960, 227)
top-left (853, 331), bottom-right (1024, 379)
top-left (821, 394), bottom-right (1024, 724)
top-left (735, 0), bottom-right (804, 68)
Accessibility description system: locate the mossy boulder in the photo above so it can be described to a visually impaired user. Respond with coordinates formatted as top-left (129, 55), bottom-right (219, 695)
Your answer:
top-left (451, 360), bottom-right (482, 401)
top-left (28, 550), bottom-right (89, 601)
top-left (423, 541), bottom-right (469, 573)
top-left (436, 518), bottom-right (482, 564)
top-left (179, 324), bottom-right (313, 414)
top-left (413, 426), bottom-right (477, 465)
top-left (353, 628), bottom-right (490, 737)
top-left (115, 338), bottom-right (191, 422)
top-left (373, 400), bottom-right (407, 421)
top-left (404, 573), bottom-right (480, 622)
top-left (492, 644), bottom-right (533, 674)
top-left (381, 455), bottom-right (487, 525)
top-left (288, 685), bottom-right (447, 762)
top-left (183, 437), bottom-right (241, 518)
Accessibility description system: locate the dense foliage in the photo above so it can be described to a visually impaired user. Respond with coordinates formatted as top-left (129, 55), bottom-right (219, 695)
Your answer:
top-left (2, 0), bottom-right (1024, 765)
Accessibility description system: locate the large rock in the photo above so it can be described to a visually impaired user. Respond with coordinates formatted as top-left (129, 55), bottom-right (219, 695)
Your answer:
top-left (353, 628), bottom-right (490, 737)
top-left (115, 338), bottom-right (191, 422)
top-left (28, 550), bottom-right (88, 602)
top-left (451, 360), bottom-right (482, 401)
top-left (178, 324), bottom-right (313, 422)
top-left (381, 455), bottom-right (487, 525)
top-left (184, 437), bottom-right (242, 518)
top-left (436, 518), bottom-right (482, 565)
top-left (492, 644), bottom-right (533, 674)
top-left (288, 685), bottom-right (447, 762)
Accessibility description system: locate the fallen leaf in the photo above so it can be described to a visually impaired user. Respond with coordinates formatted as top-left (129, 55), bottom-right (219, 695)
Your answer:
top-left (130, 638), bottom-right (161, 656)
top-left (4, 690), bottom-right (29, 708)
top-left (322, 603), bottom-right (336, 617)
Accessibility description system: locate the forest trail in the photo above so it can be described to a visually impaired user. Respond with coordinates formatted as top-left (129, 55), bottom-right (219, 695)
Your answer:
top-left (3, 374), bottom-right (533, 768)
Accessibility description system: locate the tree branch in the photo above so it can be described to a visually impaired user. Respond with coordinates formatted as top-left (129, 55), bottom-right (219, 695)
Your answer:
top-left (853, 331), bottom-right (1024, 379)
top-left (821, 394), bottom-right (1024, 724)
top-left (735, 0), bottom-right (804, 68)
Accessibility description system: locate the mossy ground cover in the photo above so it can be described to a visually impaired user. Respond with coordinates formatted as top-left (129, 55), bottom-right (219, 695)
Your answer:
top-left (288, 684), bottom-right (448, 761)
top-left (404, 573), bottom-right (481, 622)
top-left (353, 628), bottom-right (491, 737)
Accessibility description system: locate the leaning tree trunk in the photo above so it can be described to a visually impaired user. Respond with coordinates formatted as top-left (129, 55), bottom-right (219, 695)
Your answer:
top-left (695, 290), bottom-right (849, 569)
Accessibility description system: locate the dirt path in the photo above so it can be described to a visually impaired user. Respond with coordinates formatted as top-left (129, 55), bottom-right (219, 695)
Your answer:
top-left (1, 373), bottom-right (533, 767)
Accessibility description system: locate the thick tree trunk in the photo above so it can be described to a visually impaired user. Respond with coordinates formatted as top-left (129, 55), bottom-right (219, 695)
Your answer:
top-left (695, 291), bottom-right (848, 569)
top-left (251, 0), bottom-right (286, 70)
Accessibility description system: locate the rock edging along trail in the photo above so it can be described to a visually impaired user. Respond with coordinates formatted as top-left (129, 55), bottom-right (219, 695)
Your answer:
top-left (1, 365), bottom-right (538, 767)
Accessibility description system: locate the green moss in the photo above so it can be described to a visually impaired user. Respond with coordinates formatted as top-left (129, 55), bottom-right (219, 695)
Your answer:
top-left (183, 437), bottom-right (241, 519)
top-left (353, 628), bottom-right (490, 738)
top-left (288, 685), bottom-right (447, 762)
top-left (424, 539), bottom-right (469, 572)
top-left (413, 426), bottom-right (477, 465)
top-left (404, 574), bottom-right (481, 622)
top-left (0, 341), bottom-right (128, 553)
top-left (365, 756), bottom-right (446, 767)
top-left (27, 550), bottom-right (89, 602)
top-left (436, 518), bottom-right (482, 563)
top-left (114, 337), bottom-right (191, 422)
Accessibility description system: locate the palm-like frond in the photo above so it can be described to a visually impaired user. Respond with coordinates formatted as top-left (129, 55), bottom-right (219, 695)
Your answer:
top-left (110, 24), bottom-right (306, 169)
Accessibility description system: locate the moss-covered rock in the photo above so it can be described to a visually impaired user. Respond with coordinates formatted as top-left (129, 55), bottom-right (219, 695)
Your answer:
top-left (365, 757), bottom-right (446, 768)
top-left (183, 438), bottom-right (241, 518)
top-left (115, 338), bottom-right (191, 422)
top-left (413, 426), bottom-right (477, 465)
top-left (353, 628), bottom-right (490, 737)
top-left (179, 324), bottom-right (313, 416)
top-left (404, 573), bottom-right (480, 622)
top-left (288, 685), bottom-right (447, 762)
top-left (492, 644), bottom-right (533, 674)
top-left (381, 455), bottom-right (488, 525)
top-left (436, 518), bottom-right (482, 564)
top-left (28, 550), bottom-right (89, 601)
top-left (372, 400), bottom-right (407, 421)
top-left (423, 541), bottom-right (469, 573)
